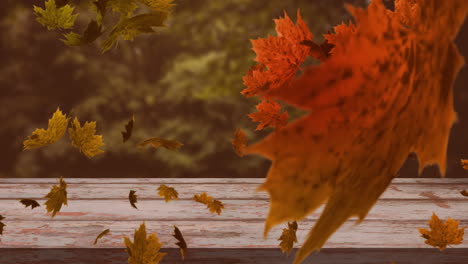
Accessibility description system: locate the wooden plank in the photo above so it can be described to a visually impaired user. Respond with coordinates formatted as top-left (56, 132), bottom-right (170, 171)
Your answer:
top-left (1, 199), bottom-right (467, 221)
top-left (1, 220), bottom-right (468, 248)
top-left (1, 178), bottom-right (467, 184)
top-left (1, 182), bottom-right (467, 200)
top-left (2, 248), bottom-right (467, 264)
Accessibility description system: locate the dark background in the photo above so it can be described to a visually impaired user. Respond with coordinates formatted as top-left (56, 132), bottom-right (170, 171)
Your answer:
top-left (0, 0), bottom-right (467, 178)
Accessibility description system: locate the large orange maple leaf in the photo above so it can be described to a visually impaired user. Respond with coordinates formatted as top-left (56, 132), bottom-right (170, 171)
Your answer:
top-left (242, 1), bottom-right (468, 264)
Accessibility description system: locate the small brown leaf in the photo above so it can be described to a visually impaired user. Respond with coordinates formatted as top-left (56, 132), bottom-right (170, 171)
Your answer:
top-left (0, 215), bottom-right (5, 235)
top-left (278, 221), bottom-right (298, 256)
top-left (19, 199), bottom-right (41, 210)
top-left (44, 176), bottom-right (68, 217)
top-left (94, 229), bottom-right (110, 245)
top-left (173, 225), bottom-right (187, 260)
top-left (129, 190), bottom-right (138, 209)
top-left (418, 212), bottom-right (465, 251)
top-left (460, 190), bottom-right (468, 197)
top-left (122, 116), bottom-right (134, 143)
top-left (157, 184), bottom-right (178, 202)
top-left (231, 129), bottom-right (247, 157)
top-left (138, 137), bottom-right (183, 151)
top-left (193, 192), bottom-right (224, 215)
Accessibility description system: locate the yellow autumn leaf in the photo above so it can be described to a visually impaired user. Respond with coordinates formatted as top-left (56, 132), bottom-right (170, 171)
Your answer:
top-left (157, 184), bottom-right (178, 202)
top-left (68, 118), bottom-right (104, 158)
top-left (23, 108), bottom-right (69, 150)
top-left (44, 176), bottom-right (68, 218)
top-left (124, 222), bottom-right (167, 264)
top-left (419, 213), bottom-right (465, 251)
top-left (193, 192), bottom-right (224, 215)
top-left (278, 221), bottom-right (298, 256)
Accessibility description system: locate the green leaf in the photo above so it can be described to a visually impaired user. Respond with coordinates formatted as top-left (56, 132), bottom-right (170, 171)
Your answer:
top-left (33, 0), bottom-right (78, 30)
top-left (62, 20), bottom-right (102, 46)
top-left (101, 11), bottom-right (168, 53)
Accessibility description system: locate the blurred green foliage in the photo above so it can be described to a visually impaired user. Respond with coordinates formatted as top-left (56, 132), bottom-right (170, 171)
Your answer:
top-left (10, 0), bottom-right (467, 179)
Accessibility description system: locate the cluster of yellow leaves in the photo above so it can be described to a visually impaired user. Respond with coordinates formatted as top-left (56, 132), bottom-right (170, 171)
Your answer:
top-left (124, 222), bottom-right (167, 264)
top-left (23, 108), bottom-right (104, 158)
top-left (34, 0), bottom-right (175, 52)
top-left (193, 192), bottom-right (224, 215)
top-left (231, 129), bottom-right (247, 157)
top-left (44, 177), bottom-right (68, 218)
top-left (157, 184), bottom-right (179, 202)
top-left (419, 213), bottom-right (465, 251)
top-left (278, 221), bottom-right (298, 256)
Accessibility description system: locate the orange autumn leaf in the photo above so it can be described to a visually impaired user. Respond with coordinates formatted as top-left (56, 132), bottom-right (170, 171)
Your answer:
top-left (248, 100), bottom-right (288, 130)
top-left (242, 10), bottom-right (312, 97)
top-left (419, 213), bottom-right (465, 251)
top-left (242, 1), bottom-right (468, 264)
top-left (231, 129), bottom-right (247, 157)
top-left (461, 159), bottom-right (468, 170)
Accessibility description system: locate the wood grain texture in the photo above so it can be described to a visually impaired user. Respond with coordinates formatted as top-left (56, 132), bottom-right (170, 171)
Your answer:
top-left (0, 178), bottom-right (467, 263)
top-left (1, 248), bottom-right (468, 264)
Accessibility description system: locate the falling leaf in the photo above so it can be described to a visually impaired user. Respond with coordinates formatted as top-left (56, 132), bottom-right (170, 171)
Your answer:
top-left (129, 190), bottom-right (138, 209)
top-left (19, 199), bottom-right (41, 210)
top-left (173, 225), bottom-right (187, 260)
top-left (107, 0), bottom-right (138, 16)
top-left (123, 222), bottom-right (167, 264)
top-left (461, 190), bottom-right (468, 197)
top-left (157, 184), bottom-right (178, 202)
top-left (101, 11), bottom-right (169, 53)
top-left (122, 116), bottom-right (134, 143)
top-left (247, 10), bottom-right (312, 96)
top-left (461, 159), bottom-right (468, 170)
top-left (278, 221), bottom-right (298, 256)
top-left (68, 117), bottom-right (104, 158)
top-left (33, 0), bottom-right (78, 30)
top-left (193, 192), bottom-right (224, 215)
top-left (139, 0), bottom-right (175, 12)
top-left (23, 108), bottom-right (69, 150)
top-left (242, 1), bottom-right (468, 264)
top-left (231, 129), bottom-right (247, 157)
top-left (44, 176), bottom-right (68, 217)
top-left (0, 215), bottom-right (5, 235)
top-left (94, 229), bottom-right (110, 245)
top-left (248, 100), bottom-right (288, 130)
top-left (419, 213), bottom-right (465, 251)
top-left (138, 137), bottom-right (183, 151)
top-left (62, 20), bottom-right (102, 46)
